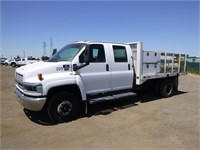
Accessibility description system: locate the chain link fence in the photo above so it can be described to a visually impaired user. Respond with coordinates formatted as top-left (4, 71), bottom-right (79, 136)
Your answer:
top-left (186, 62), bottom-right (200, 75)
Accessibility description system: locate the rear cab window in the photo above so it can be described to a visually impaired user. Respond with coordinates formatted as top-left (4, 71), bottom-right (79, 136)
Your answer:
top-left (112, 45), bottom-right (128, 62)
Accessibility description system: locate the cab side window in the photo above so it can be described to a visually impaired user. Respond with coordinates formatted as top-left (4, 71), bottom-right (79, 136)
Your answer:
top-left (90, 44), bottom-right (106, 63)
top-left (113, 45), bottom-right (128, 62)
top-left (79, 44), bottom-right (106, 63)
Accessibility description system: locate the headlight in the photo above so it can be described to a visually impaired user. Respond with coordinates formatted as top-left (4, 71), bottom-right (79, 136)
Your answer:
top-left (23, 83), bottom-right (43, 93)
top-left (36, 85), bottom-right (43, 93)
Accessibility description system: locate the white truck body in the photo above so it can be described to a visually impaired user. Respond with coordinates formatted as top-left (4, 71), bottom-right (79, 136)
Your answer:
top-left (15, 41), bottom-right (187, 123)
top-left (129, 42), bottom-right (187, 85)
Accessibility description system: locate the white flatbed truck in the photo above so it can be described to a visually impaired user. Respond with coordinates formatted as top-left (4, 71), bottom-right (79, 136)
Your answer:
top-left (15, 41), bottom-right (187, 123)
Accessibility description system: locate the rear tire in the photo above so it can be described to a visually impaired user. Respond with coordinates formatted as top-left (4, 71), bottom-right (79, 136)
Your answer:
top-left (47, 92), bottom-right (80, 123)
top-left (173, 76), bottom-right (179, 91)
top-left (160, 79), bottom-right (174, 98)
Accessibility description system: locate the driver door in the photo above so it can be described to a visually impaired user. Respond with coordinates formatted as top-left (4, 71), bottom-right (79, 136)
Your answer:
top-left (78, 44), bottom-right (111, 94)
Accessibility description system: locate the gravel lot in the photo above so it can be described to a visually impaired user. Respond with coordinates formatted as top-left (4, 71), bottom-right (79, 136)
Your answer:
top-left (1, 66), bottom-right (199, 149)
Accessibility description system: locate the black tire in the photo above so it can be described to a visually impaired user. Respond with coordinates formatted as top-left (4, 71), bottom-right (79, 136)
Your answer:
top-left (47, 92), bottom-right (80, 123)
top-left (11, 63), bottom-right (16, 67)
top-left (160, 79), bottom-right (174, 98)
top-left (173, 76), bottom-right (179, 91)
top-left (154, 80), bottom-right (161, 96)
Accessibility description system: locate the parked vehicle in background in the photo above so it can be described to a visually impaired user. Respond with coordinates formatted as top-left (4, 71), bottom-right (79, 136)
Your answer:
top-left (15, 41), bottom-right (187, 123)
top-left (0, 57), bottom-right (7, 65)
top-left (3, 59), bottom-right (12, 66)
top-left (10, 59), bottom-right (18, 67)
top-left (11, 57), bottom-right (40, 67)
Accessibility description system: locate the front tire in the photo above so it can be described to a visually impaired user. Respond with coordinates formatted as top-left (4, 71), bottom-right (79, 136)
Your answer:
top-left (47, 92), bottom-right (80, 123)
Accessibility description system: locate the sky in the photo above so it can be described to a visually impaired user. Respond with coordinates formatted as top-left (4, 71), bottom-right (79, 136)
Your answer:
top-left (1, 0), bottom-right (199, 58)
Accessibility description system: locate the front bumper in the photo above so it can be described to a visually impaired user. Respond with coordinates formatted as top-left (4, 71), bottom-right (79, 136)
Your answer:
top-left (15, 88), bottom-right (46, 111)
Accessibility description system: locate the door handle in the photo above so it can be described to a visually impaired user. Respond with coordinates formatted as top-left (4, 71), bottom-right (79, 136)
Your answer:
top-left (128, 64), bottom-right (130, 70)
top-left (106, 64), bottom-right (109, 71)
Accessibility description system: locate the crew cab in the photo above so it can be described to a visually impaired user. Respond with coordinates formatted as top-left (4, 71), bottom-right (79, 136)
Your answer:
top-left (15, 41), bottom-right (187, 123)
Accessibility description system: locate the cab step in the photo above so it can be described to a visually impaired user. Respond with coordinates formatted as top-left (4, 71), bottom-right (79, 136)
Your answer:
top-left (88, 92), bottom-right (136, 104)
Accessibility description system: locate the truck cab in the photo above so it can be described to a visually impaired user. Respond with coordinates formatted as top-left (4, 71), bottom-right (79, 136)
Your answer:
top-left (73, 42), bottom-right (134, 95)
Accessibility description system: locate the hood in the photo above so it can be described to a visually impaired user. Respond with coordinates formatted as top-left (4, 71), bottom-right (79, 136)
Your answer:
top-left (16, 61), bottom-right (72, 82)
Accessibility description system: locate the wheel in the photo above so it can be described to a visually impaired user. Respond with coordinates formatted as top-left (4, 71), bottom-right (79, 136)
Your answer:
top-left (11, 63), bottom-right (16, 67)
top-left (160, 79), bottom-right (174, 98)
top-left (154, 80), bottom-right (161, 96)
top-left (47, 92), bottom-right (80, 123)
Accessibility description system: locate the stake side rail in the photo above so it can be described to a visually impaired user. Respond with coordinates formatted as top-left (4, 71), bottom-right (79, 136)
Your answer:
top-left (136, 52), bottom-right (187, 85)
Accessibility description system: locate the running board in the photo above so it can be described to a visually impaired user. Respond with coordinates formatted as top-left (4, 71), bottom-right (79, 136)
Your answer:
top-left (89, 92), bottom-right (136, 104)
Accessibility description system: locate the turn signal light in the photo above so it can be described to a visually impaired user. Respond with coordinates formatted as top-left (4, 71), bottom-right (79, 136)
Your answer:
top-left (38, 74), bottom-right (43, 80)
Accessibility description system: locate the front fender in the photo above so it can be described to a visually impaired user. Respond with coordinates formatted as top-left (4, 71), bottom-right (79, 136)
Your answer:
top-left (43, 74), bottom-right (76, 95)
top-left (75, 75), bottom-right (87, 101)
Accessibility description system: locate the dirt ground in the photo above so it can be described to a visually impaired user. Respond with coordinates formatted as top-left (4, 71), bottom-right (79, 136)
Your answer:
top-left (0, 66), bottom-right (199, 149)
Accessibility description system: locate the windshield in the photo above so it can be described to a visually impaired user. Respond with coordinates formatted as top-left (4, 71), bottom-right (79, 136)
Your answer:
top-left (48, 43), bottom-right (85, 62)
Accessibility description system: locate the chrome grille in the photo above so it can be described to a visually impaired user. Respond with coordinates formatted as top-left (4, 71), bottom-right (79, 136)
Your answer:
top-left (16, 73), bottom-right (24, 89)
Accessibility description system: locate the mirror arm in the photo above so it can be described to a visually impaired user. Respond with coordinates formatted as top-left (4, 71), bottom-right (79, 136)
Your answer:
top-left (73, 62), bottom-right (89, 71)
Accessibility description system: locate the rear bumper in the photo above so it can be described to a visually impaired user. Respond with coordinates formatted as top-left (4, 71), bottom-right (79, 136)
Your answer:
top-left (15, 88), bottom-right (46, 111)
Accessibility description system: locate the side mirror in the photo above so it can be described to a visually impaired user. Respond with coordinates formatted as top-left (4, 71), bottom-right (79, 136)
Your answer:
top-left (83, 54), bottom-right (89, 63)
top-left (79, 45), bottom-right (91, 63)
top-left (74, 44), bottom-right (91, 71)
top-left (83, 45), bottom-right (91, 63)
top-left (52, 49), bottom-right (57, 56)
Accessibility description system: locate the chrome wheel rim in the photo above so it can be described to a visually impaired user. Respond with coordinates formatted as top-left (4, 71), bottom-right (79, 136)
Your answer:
top-left (57, 101), bottom-right (73, 116)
